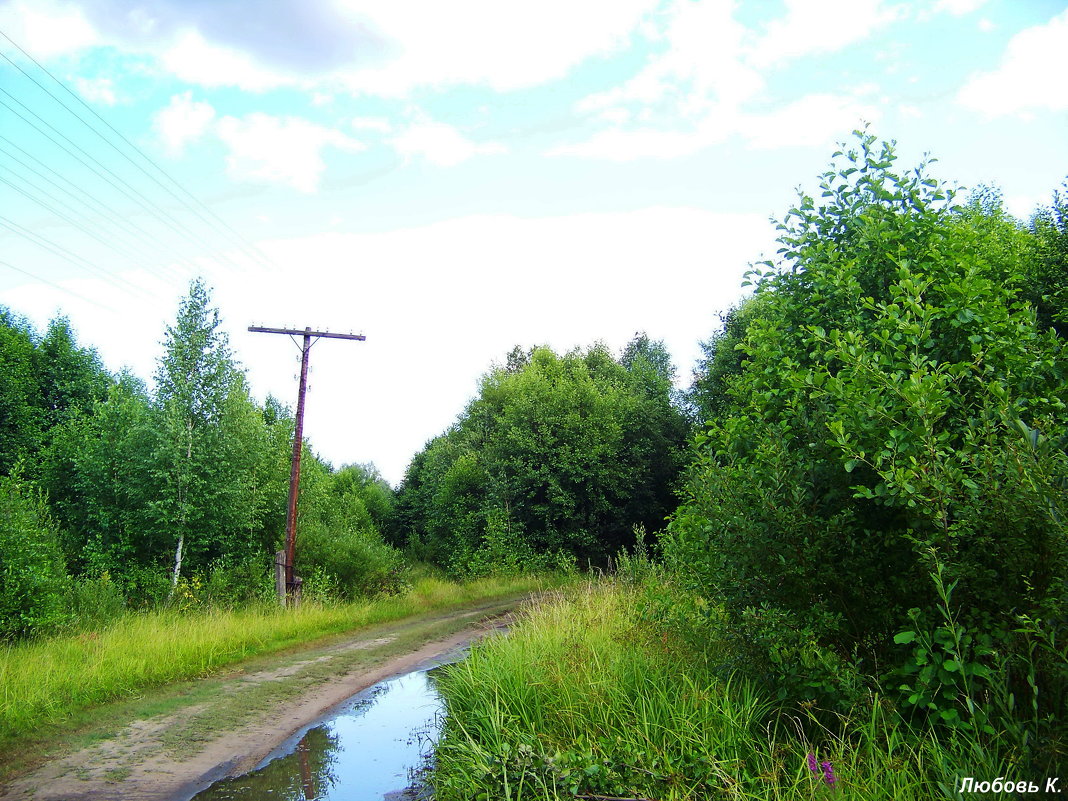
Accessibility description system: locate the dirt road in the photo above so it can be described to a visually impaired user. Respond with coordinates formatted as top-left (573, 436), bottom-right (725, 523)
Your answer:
top-left (0, 595), bottom-right (530, 801)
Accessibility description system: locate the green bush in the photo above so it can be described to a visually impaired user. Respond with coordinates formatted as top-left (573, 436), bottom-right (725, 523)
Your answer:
top-left (298, 523), bottom-right (405, 599)
top-left (204, 555), bottom-right (273, 608)
top-left (120, 563), bottom-right (173, 610)
top-left (664, 132), bottom-right (1068, 765)
top-left (446, 506), bottom-right (577, 578)
top-left (0, 476), bottom-right (71, 638)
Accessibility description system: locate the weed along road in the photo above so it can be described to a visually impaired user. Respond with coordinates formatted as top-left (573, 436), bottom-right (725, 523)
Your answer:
top-left (0, 594), bottom-right (531, 801)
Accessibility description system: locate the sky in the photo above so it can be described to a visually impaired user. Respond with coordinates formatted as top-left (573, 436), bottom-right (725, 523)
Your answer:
top-left (0, 0), bottom-right (1066, 486)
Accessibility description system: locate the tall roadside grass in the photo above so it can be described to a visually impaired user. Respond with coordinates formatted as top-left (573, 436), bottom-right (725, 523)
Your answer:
top-left (0, 573), bottom-right (548, 742)
top-left (433, 581), bottom-right (957, 800)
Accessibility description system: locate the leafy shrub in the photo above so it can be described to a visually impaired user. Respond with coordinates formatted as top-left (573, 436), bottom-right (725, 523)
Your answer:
top-left (446, 506), bottom-right (576, 578)
top-left (664, 130), bottom-right (1068, 745)
top-left (297, 564), bottom-right (341, 605)
top-left (120, 563), bottom-right (173, 609)
top-left (204, 555), bottom-right (273, 608)
top-left (0, 476), bottom-right (71, 638)
top-left (170, 574), bottom-right (204, 612)
top-left (298, 523), bottom-right (405, 599)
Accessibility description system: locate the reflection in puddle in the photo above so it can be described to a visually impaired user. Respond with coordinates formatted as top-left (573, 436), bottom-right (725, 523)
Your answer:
top-left (192, 670), bottom-right (443, 801)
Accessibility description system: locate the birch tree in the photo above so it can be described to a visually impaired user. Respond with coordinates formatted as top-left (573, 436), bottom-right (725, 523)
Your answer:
top-left (154, 280), bottom-right (238, 595)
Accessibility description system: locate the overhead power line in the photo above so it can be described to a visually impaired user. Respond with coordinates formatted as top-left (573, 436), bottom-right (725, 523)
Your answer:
top-left (0, 213), bottom-right (151, 298)
top-left (0, 134), bottom-right (190, 259)
top-left (0, 258), bottom-right (120, 313)
top-left (0, 27), bottom-right (280, 294)
top-left (0, 169), bottom-right (147, 268)
top-left (0, 139), bottom-right (197, 282)
top-left (0, 88), bottom-right (225, 258)
top-left (0, 30), bottom-right (276, 271)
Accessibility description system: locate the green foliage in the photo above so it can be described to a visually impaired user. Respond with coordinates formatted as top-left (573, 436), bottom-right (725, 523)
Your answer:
top-left (891, 555), bottom-right (1068, 772)
top-left (1026, 179), bottom-right (1068, 337)
top-left (153, 279), bottom-right (244, 589)
top-left (688, 300), bottom-right (763, 424)
top-left (155, 279), bottom-right (237, 427)
top-left (41, 374), bottom-right (158, 575)
top-left (0, 309), bottom-right (110, 478)
top-left (34, 316), bottom-right (111, 437)
top-left (665, 131), bottom-right (1068, 764)
top-left (295, 456), bottom-right (406, 598)
top-left (892, 565), bottom-right (997, 735)
top-left (299, 526), bottom-right (404, 598)
top-left (34, 284), bottom-right (300, 608)
top-left (119, 563), bottom-right (174, 609)
top-left (6, 281), bottom-right (399, 623)
top-left (0, 309), bottom-right (41, 475)
top-left (333, 462), bottom-right (394, 533)
top-left (395, 336), bottom-right (690, 573)
top-left (203, 556), bottom-right (274, 608)
top-left (0, 476), bottom-right (71, 638)
top-left (0, 280), bottom-right (411, 638)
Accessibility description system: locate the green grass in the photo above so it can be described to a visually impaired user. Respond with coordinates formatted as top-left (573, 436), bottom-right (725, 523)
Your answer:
top-left (0, 573), bottom-right (551, 743)
top-left (433, 581), bottom-right (961, 800)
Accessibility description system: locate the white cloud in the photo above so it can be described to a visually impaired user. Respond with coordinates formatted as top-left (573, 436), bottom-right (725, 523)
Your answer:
top-left (159, 29), bottom-right (297, 92)
top-left (1004, 193), bottom-right (1043, 220)
top-left (153, 91), bottom-right (216, 155)
top-left (559, 0), bottom-right (758, 160)
top-left (561, 0), bottom-right (895, 160)
top-left (6, 0), bottom-right (658, 97)
top-left (333, 0), bottom-right (657, 95)
top-left (215, 114), bottom-right (365, 192)
top-left (0, 0), bottom-right (99, 59)
top-left (749, 0), bottom-right (902, 69)
top-left (548, 118), bottom-right (733, 161)
top-left (390, 120), bottom-right (506, 167)
top-left (933, 0), bottom-right (988, 15)
top-left (351, 116), bottom-right (393, 133)
top-left (553, 92), bottom-right (877, 160)
top-left (579, 0), bottom-right (761, 119)
top-left (957, 8), bottom-right (1068, 115)
top-left (74, 76), bottom-right (118, 106)
top-left (739, 95), bottom-right (881, 150)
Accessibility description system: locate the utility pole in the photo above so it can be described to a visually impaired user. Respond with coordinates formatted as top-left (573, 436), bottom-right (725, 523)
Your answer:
top-left (248, 325), bottom-right (366, 606)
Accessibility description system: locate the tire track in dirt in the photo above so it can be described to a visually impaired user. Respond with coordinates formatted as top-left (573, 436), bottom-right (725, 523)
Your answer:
top-left (0, 595), bottom-right (531, 801)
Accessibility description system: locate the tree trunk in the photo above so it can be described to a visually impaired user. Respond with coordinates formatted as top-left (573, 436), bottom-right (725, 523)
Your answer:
top-left (171, 533), bottom-right (184, 594)
top-left (168, 420), bottom-right (194, 602)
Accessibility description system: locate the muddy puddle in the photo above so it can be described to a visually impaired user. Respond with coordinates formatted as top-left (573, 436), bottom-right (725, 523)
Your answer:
top-left (190, 666), bottom-right (447, 801)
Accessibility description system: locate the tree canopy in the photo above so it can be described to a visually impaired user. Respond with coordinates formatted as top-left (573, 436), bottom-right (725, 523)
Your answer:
top-left (666, 132), bottom-right (1068, 719)
top-left (394, 337), bottom-right (690, 573)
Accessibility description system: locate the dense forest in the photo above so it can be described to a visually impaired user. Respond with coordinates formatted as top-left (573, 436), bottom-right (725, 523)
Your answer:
top-left (0, 280), bottom-right (399, 635)
top-left (2, 131), bottom-right (1067, 789)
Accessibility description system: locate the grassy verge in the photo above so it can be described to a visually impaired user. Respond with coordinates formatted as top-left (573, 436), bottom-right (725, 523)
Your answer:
top-left (433, 581), bottom-right (958, 800)
top-left (0, 573), bottom-right (553, 745)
